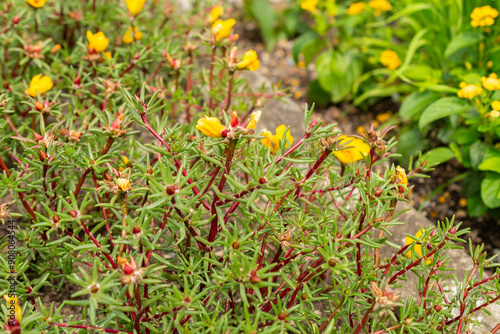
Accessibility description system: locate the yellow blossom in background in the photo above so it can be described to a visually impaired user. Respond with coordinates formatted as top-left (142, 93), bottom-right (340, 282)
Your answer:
top-left (376, 111), bottom-right (392, 123)
top-left (4, 295), bottom-right (22, 324)
top-left (369, 0), bottom-right (391, 16)
top-left (356, 125), bottom-right (365, 134)
top-left (471, 5), bottom-right (498, 27)
top-left (457, 82), bottom-right (482, 99)
top-left (247, 110), bottom-right (261, 130)
top-left (104, 52), bottom-right (112, 60)
top-left (301, 0), bottom-right (318, 12)
top-left (27, 74), bottom-right (53, 97)
top-left (237, 50), bottom-right (260, 71)
top-left (212, 18), bottom-right (236, 42)
top-left (405, 228), bottom-right (433, 265)
top-left (125, 0), bottom-right (147, 17)
top-left (396, 166), bottom-right (408, 186)
top-left (490, 110), bottom-right (500, 118)
top-left (379, 50), bottom-right (401, 70)
top-left (481, 73), bottom-right (500, 91)
top-left (347, 2), bottom-right (365, 15)
top-left (333, 135), bottom-right (370, 164)
top-left (117, 178), bottom-right (131, 192)
top-left (210, 5), bottom-right (223, 24)
top-left (197, 116), bottom-right (227, 138)
top-left (492, 100), bottom-right (500, 110)
top-left (261, 125), bottom-right (294, 153)
top-left (123, 27), bottom-right (143, 44)
top-left (87, 31), bottom-right (109, 53)
top-left (119, 156), bottom-right (131, 172)
top-left (26, 0), bottom-right (47, 8)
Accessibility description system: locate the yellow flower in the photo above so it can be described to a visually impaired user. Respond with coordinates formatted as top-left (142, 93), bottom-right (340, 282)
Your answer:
top-left (356, 125), bottom-right (365, 134)
top-left (333, 136), bottom-right (370, 164)
top-left (492, 100), bottom-right (500, 110)
top-left (301, 0), bottom-right (318, 12)
top-left (125, 0), bottom-right (147, 17)
top-left (26, 74), bottom-right (53, 97)
top-left (405, 228), bottom-right (433, 265)
top-left (26, 0), bottom-right (47, 8)
top-left (396, 166), bottom-right (408, 186)
top-left (4, 295), bottom-right (22, 324)
top-left (117, 178), bottom-right (131, 192)
top-left (260, 125), bottom-right (294, 153)
top-left (123, 27), bottom-right (143, 44)
top-left (471, 6), bottom-right (498, 27)
top-left (347, 2), bottom-right (365, 15)
top-left (104, 52), bottom-right (112, 60)
top-left (247, 110), bottom-right (261, 130)
top-left (196, 116), bottom-right (227, 138)
top-left (119, 156), bottom-right (131, 172)
top-left (237, 50), bottom-right (260, 71)
top-left (212, 18), bottom-right (236, 42)
top-left (376, 111), bottom-right (392, 123)
top-left (369, 0), bottom-right (392, 16)
top-left (481, 73), bottom-right (500, 91)
top-left (210, 5), bottom-right (224, 24)
top-left (457, 81), bottom-right (483, 99)
top-left (379, 50), bottom-right (401, 70)
top-left (86, 30), bottom-right (109, 53)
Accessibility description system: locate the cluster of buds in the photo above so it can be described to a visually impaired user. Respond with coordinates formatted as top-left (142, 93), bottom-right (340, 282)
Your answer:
top-left (34, 132), bottom-right (61, 149)
top-left (103, 112), bottom-right (128, 137)
top-left (364, 123), bottom-right (396, 151)
top-left (277, 230), bottom-right (293, 250)
top-left (34, 98), bottom-right (56, 115)
top-left (370, 281), bottom-right (400, 312)
top-left (118, 255), bottom-right (146, 284)
top-left (23, 40), bottom-right (44, 59)
top-left (100, 78), bottom-right (121, 96)
top-left (58, 128), bottom-right (82, 143)
top-left (196, 110), bottom-right (261, 140)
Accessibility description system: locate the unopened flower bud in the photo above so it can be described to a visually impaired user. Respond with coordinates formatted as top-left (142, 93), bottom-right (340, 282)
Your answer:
top-left (34, 133), bottom-right (43, 141)
top-left (34, 101), bottom-right (44, 111)
top-left (68, 210), bottom-right (79, 218)
top-left (52, 215), bottom-right (60, 223)
top-left (249, 269), bottom-right (260, 284)
top-left (232, 241), bottom-right (240, 249)
top-left (374, 188), bottom-right (382, 197)
top-left (430, 229), bottom-right (437, 237)
top-left (259, 177), bottom-right (268, 184)
top-left (328, 257), bottom-right (339, 267)
top-left (230, 111), bottom-right (239, 127)
top-left (448, 226), bottom-right (457, 234)
top-left (398, 185), bottom-right (405, 193)
top-left (278, 311), bottom-right (287, 320)
top-left (89, 283), bottom-right (100, 293)
top-left (404, 318), bottom-right (413, 325)
top-left (221, 128), bottom-right (229, 138)
top-left (134, 51), bottom-right (140, 61)
top-left (147, 166), bottom-right (153, 175)
top-left (434, 304), bottom-right (443, 312)
top-left (12, 15), bottom-right (20, 25)
top-left (132, 225), bottom-right (141, 234)
top-left (39, 150), bottom-right (47, 162)
top-left (436, 260), bottom-right (444, 268)
top-left (301, 293), bottom-right (308, 300)
top-left (74, 75), bottom-right (81, 86)
top-left (426, 243), bottom-right (433, 250)
top-left (166, 184), bottom-right (178, 195)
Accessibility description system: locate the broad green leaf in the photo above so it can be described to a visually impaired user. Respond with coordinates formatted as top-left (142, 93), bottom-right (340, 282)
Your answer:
top-left (400, 90), bottom-right (440, 121)
top-left (419, 97), bottom-right (469, 130)
top-left (468, 190), bottom-right (488, 217)
top-left (444, 32), bottom-right (484, 58)
top-left (479, 157), bottom-right (500, 173)
top-left (481, 173), bottom-right (500, 208)
top-left (251, 0), bottom-right (276, 50)
top-left (469, 141), bottom-right (488, 169)
top-left (292, 31), bottom-right (325, 65)
top-left (422, 147), bottom-right (455, 167)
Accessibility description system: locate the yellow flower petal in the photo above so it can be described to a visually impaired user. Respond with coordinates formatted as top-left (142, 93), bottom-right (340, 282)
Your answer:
top-left (196, 116), bottom-right (226, 138)
top-left (125, 0), bottom-right (147, 17)
top-left (247, 111), bottom-right (261, 130)
top-left (210, 5), bottom-right (224, 24)
top-left (333, 136), bottom-right (370, 164)
top-left (405, 228), bottom-right (433, 265)
top-left (87, 30), bottom-right (109, 53)
top-left (26, 0), bottom-right (48, 8)
top-left (27, 74), bottom-right (53, 97)
top-left (212, 18), bottom-right (236, 42)
top-left (379, 50), bottom-right (401, 70)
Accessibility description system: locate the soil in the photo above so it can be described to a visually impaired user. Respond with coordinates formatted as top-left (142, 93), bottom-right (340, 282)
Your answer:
top-left (237, 19), bottom-right (500, 261)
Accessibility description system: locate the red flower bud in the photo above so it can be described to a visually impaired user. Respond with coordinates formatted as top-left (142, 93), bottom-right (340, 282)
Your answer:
top-left (436, 260), bottom-right (444, 268)
top-left (434, 305), bottom-right (443, 312)
top-left (34, 133), bottom-right (44, 141)
top-left (39, 150), bottom-right (47, 162)
top-left (12, 15), bottom-right (20, 25)
top-left (259, 177), bottom-right (268, 184)
top-left (398, 185), bottom-right (405, 193)
top-left (221, 128), bottom-right (229, 138)
top-left (232, 241), bottom-right (240, 249)
top-left (328, 258), bottom-right (339, 267)
top-left (449, 226), bottom-right (457, 234)
top-left (374, 188), bottom-right (382, 197)
top-left (111, 167), bottom-right (120, 178)
top-left (430, 229), bottom-right (437, 237)
top-left (68, 210), bottom-right (79, 218)
top-left (123, 263), bottom-right (134, 275)
top-left (166, 184), bottom-right (178, 195)
top-left (301, 293), bottom-right (308, 300)
top-left (74, 75), bottom-right (81, 86)
top-left (133, 225), bottom-right (141, 234)
top-left (230, 111), bottom-right (239, 127)
top-left (52, 215), bottom-right (60, 223)
top-left (134, 52), bottom-right (140, 61)
top-left (249, 269), bottom-right (260, 284)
